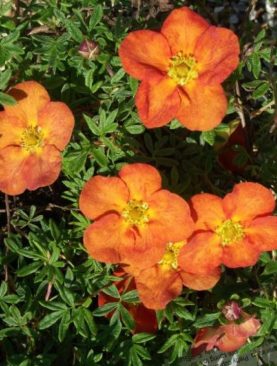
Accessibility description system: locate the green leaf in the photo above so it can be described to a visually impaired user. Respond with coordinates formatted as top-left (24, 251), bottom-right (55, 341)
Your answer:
top-left (58, 310), bottom-right (71, 342)
top-left (91, 147), bottom-right (108, 167)
top-left (193, 312), bottom-right (220, 328)
top-left (132, 344), bottom-right (151, 360)
top-left (0, 282), bottom-right (8, 298)
top-left (111, 69), bottom-right (125, 84)
top-left (121, 290), bottom-right (139, 303)
top-left (93, 302), bottom-right (118, 317)
top-left (89, 5), bottom-right (103, 29)
top-left (16, 262), bottom-right (42, 277)
top-left (0, 327), bottom-right (19, 340)
top-left (125, 124), bottom-right (145, 135)
top-left (259, 309), bottom-right (275, 335)
top-left (174, 306), bottom-right (195, 321)
top-left (82, 308), bottom-right (97, 335)
top-left (129, 345), bottom-right (143, 366)
top-left (102, 285), bottom-right (120, 299)
top-left (84, 114), bottom-right (101, 136)
top-left (255, 29), bottom-right (266, 42)
top-left (252, 297), bottom-right (274, 308)
top-left (200, 130), bottom-right (216, 146)
top-left (63, 148), bottom-right (89, 175)
top-left (0, 91), bottom-right (16, 106)
top-left (132, 333), bottom-right (156, 344)
top-left (49, 219), bottom-right (61, 242)
top-left (39, 301), bottom-right (68, 311)
top-left (158, 334), bottom-right (178, 353)
top-left (38, 310), bottom-right (65, 330)
top-left (0, 69), bottom-right (12, 89)
top-left (119, 304), bottom-right (135, 330)
top-left (249, 53), bottom-right (261, 79)
top-left (253, 82), bottom-right (269, 99)
top-left (263, 261), bottom-right (277, 275)
top-left (65, 20), bottom-right (83, 43)
top-left (55, 283), bottom-right (75, 307)
top-left (238, 337), bottom-right (264, 356)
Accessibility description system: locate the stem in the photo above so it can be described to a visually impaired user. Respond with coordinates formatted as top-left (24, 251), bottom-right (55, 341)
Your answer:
top-left (250, 100), bottom-right (275, 118)
top-left (45, 281), bottom-right (53, 301)
top-left (14, 0), bottom-right (20, 17)
top-left (235, 81), bottom-right (246, 128)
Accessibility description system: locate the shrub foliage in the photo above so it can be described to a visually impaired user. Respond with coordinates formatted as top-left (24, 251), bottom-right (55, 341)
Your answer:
top-left (0, 0), bottom-right (276, 365)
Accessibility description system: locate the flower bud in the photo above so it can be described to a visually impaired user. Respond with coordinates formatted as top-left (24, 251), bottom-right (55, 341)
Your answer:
top-left (78, 40), bottom-right (99, 60)
top-left (222, 301), bottom-right (242, 321)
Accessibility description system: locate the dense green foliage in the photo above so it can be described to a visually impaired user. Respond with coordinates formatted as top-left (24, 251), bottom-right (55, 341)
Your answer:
top-left (0, 0), bottom-right (276, 365)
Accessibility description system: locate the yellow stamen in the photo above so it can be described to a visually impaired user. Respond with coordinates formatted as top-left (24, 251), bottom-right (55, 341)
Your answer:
top-left (168, 51), bottom-right (198, 86)
top-left (216, 219), bottom-right (245, 246)
top-left (159, 241), bottom-right (184, 270)
top-left (122, 199), bottom-right (149, 226)
top-left (20, 126), bottom-right (44, 153)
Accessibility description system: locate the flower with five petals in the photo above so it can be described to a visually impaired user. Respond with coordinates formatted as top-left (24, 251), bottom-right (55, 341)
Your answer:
top-left (179, 182), bottom-right (277, 273)
top-left (119, 7), bottom-right (240, 131)
top-left (0, 81), bottom-right (74, 195)
top-left (79, 163), bottom-right (194, 271)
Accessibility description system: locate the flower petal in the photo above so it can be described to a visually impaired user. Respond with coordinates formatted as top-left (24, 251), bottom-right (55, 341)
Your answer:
top-left (135, 78), bottom-right (180, 128)
top-left (135, 265), bottom-right (182, 309)
top-left (120, 225), bottom-right (166, 272)
top-left (180, 267), bottom-right (221, 291)
top-left (192, 327), bottom-right (223, 356)
top-left (176, 82), bottom-right (228, 131)
top-left (0, 146), bottom-right (28, 195)
top-left (38, 102), bottom-right (74, 150)
top-left (0, 145), bottom-right (60, 195)
top-left (161, 7), bottom-right (209, 55)
top-left (0, 113), bottom-right (27, 149)
top-left (5, 81), bottom-right (50, 124)
top-left (130, 304), bottom-right (158, 334)
top-left (119, 163), bottom-right (161, 201)
top-left (148, 189), bottom-right (195, 243)
top-left (179, 232), bottom-right (222, 274)
top-left (119, 30), bottom-right (171, 81)
top-left (222, 237), bottom-right (260, 268)
top-left (23, 145), bottom-right (61, 190)
top-left (190, 193), bottom-right (226, 231)
top-left (217, 332), bottom-right (247, 352)
top-left (225, 314), bottom-right (261, 338)
top-left (195, 26), bottom-right (240, 85)
top-left (83, 213), bottom-right (134, 264)
top-left (79, 176), bottom-right (129, 220)
top-left (246, 216), bottom-right (277, 252)
top-left (223, 182), bottom-right (275, 222)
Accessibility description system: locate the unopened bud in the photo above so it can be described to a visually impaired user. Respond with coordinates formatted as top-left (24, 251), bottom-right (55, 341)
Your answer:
top-left (222, 301), bottom-right (242, 321)
top-left (78, 40), bottom-right (99, 60)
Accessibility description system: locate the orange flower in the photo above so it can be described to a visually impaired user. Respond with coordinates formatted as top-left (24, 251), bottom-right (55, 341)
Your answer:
top-left (192, 305), bottom-right (261, 354)
top-left (79, 163), bottom-right (194, 270)
top-left (179, 182), bottom-right (277, 273)
top-left (98, 269), bottom-right (158, 334)
top-left (126, 241), bottom-right (221, 310)
top-left (0, 81), bottom-right (74, 195)
top-left (119, 7), bottom-right (239, 131)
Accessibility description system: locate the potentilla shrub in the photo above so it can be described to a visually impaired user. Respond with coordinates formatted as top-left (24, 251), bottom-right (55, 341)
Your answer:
top-left (0, 1), bottom-right (276, 366)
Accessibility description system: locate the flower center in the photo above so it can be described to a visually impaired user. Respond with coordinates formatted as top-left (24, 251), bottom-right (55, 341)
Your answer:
top-left (20, 126), bottom-right (43, 153)
top-left (122, 200), bottom-right (149, 226)
top-left (159, 241), bottom-right (184, 270)
top-left (168, 51), bottom-right (198, 86)
top-left (216, 219), bottom-right (245, 246)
